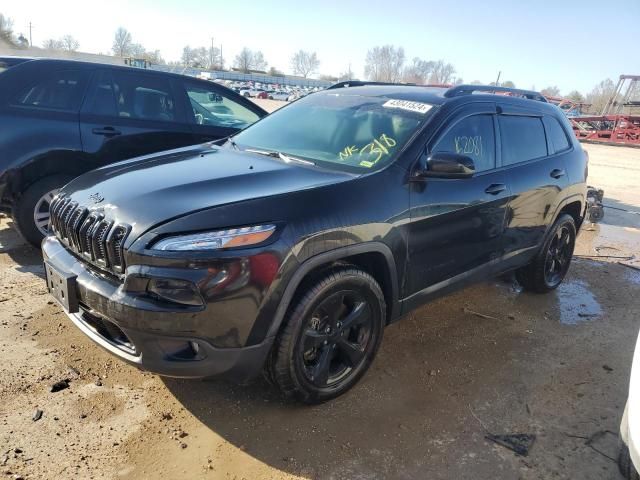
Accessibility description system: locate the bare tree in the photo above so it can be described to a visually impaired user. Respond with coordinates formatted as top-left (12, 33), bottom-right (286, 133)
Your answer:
top-left (586, 78), bottom-right (616, 114)
top-left (112, 27), bottom-right (133, 57)
top-left (234, 48), bottom-right (252, 73)
top-left (144, 49), bottom-right (164, 65)
top-left (429, 60), bottom-right (456, 85)
top-left (402, 57), bottom-right (435, 84)
top-left (61, 35), bottom-right (79, 52)
top-left (0, 13), bottom-right (15, 45)
top-left (290, 50), bottom-right (320, 78)
top-left (181, 45), bottom-right (196, 66)
top-left (128, 43), bottom-right (146, 57)
top-left (42, 38), bottom-right (63, 50)
top-left (233, 48), bottom-right (267, 73)
top-left (253, 51), bottom-right (267, 71)
top-left (501, 80), bottom-right (516, 88)
top-left (364, 45), bottom-right (405, 82)
top-left (540, 85), bottom-right (561, 97)
top-left (206, 45), bottom-right (222, 69)
top-left (566, 90), bottom-right (585, 103)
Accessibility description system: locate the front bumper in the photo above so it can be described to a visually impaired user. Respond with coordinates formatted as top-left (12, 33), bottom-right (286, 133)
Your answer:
top-left (42, 236), bottom-right (273, 382)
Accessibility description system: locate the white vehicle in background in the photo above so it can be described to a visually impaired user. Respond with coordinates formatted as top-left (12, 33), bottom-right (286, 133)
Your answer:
top-left (270, 91), bottom-right (290, 101)
top-left (620, 329), bottom-right (640, 479)
top-left (239, 88), bottom-right (252, 97)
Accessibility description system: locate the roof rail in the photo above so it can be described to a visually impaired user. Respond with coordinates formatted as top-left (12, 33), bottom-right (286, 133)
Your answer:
top-left (328, 80), bottom-right (416, 90)
top-left (445, 84), bottom-right (548, 102)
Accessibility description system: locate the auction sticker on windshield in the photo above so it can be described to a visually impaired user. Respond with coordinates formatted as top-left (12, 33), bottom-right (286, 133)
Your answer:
top-left (382, 99), bottom-right (432, 115)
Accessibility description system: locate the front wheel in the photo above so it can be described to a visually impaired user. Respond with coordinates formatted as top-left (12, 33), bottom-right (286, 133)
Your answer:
top-left (269, 267), bottom-right (386, 403)
top-left (516, 213), bottom-right (577, 293)
top-left (13, 175), bottom-right (73, 247)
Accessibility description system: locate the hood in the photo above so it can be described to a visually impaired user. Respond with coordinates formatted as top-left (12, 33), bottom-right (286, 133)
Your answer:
top-left (60, 145), bottom-right (355, 241)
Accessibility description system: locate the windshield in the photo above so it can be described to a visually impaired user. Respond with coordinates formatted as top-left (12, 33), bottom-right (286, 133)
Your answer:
top-left (232, 92), bottom-right (434, 172)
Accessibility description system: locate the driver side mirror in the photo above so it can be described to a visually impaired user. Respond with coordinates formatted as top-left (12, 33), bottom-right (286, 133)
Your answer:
top-left (414, 152), bottom-right (475, 179)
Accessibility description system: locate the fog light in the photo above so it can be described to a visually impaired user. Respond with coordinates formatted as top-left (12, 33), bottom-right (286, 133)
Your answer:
top-left (147, 278), bottom-right (204, 306)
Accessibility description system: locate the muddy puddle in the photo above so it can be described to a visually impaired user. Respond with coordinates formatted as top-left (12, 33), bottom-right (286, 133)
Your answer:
top-left (556, 279), bottom-right (603, 325)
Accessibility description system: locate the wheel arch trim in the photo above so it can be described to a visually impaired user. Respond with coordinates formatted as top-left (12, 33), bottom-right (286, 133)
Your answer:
top-left (266, 242), bottom-right (400, 339)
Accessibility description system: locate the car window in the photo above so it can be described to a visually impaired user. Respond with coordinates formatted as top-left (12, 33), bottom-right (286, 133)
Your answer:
top-left (499, 115), bottom-right (547, 165)
top-left (233, 93), bottom-right (432, 173)
top-left (83, 71), bottom-right (118, 116)
top-left (183, 82), bottom-right (259, 129)
top-left (432, 114), bottom-right (496, 172)
top-left (11, 70), bottom-right (89, 112)
top-left (544, 116), bottom-right (571, 153)
top-left (110, 71), bottom-right (176, 122)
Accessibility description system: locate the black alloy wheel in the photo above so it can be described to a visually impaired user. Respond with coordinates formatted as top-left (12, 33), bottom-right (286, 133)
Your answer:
top-left (299, 290), bottom-right (373, 387)
top-left (516, 213), bottom-right (577, 293)
top-left (544, 224), bottom-right (574, 287)
top-left (269, 268), bottom-right (385, 403)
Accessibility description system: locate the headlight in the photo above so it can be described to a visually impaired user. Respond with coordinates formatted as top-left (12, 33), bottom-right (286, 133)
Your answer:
top-left (152, 224), bottom-right (276, 251)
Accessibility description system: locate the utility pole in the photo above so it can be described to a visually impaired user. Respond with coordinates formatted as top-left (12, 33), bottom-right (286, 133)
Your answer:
top-left (495, 70), bottom-right (501, 86)
top-left (220, 43), bottom-right (223, 70)
top-left (210, 37), bottom-right (214, 70)
top-left (28, 22), bottom-right (33, 47)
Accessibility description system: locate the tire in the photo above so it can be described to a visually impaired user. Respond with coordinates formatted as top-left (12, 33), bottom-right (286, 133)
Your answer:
top-left (269, 267), bottom-right (386, 404)
top-left (13, 174), bottom-right (73, 248)
top-left (516, 213), bottom-right (576, 293)
top-left (619, 439), bottom-right (640, 480)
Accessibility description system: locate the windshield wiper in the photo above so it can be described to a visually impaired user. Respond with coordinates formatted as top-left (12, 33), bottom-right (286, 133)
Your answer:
top-left (245, 148), bottom-right (315, 166)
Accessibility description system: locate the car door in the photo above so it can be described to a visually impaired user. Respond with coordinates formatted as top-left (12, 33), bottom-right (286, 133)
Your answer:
top-left (407, 103), bottom-right (510, 298)
top-left (79, 68), bottom-right (195, 168)
top-left (497, 105), bottom-right (570, 258)
top-left (176, 79), bottom-right (265, 144)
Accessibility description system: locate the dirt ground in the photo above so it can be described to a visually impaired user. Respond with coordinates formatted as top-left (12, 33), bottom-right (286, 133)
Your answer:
top-left (1, 142), bottom-right (639, 480)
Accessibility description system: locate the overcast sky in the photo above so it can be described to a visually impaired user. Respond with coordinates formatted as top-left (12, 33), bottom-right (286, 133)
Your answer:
top-left (5, 0), bottom-right (639, 94)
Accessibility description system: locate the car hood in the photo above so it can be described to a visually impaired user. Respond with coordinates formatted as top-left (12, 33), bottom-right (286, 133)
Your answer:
top-left (60, 145), bottom-right (355, 240)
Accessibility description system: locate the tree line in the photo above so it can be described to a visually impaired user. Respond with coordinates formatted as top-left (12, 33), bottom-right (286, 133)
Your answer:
top-left (0, 12), bottom-right (631, 114)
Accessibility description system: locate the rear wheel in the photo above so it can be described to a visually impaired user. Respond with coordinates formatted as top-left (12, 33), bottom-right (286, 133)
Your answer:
top-left (13, 175), bottom-right (72, 247)
top-left (516, 214), bottom-right (576, 293)
top-left (270, 267), bottom-right (385, 403)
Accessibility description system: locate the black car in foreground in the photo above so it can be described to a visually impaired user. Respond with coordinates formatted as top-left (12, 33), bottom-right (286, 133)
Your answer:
top-left (42, 83), bottom-right (587, 403)
top-left (0, 57), bottom-right (267, 246)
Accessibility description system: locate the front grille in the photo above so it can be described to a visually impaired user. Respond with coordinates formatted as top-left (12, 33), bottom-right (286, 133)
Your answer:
top-left (49, 195), bottom-right (130, 275)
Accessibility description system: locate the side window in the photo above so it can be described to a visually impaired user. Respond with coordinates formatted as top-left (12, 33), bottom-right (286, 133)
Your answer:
top-left (543, 116), bottom-right (571, 153)
top-left (183, 82), bottom-right (260, 129)
top-left (83, 71), bottom-right (117, 116)
top-left (11, 70), bottom-right (89, 112)
top-left (432, 114), bottom-right (496, 172)
top-left (110, 71), bottom-right (176, 122)
top-left (498, 115), bottom-right (547, 165)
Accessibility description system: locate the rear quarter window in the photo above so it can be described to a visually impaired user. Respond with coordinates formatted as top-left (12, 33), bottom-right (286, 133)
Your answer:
top-left (498, 115), bottom-right (547, 165)
top-left (543, 116), bottom-right (571, 153)
top-left (11, 70), bottom-right (90, 112)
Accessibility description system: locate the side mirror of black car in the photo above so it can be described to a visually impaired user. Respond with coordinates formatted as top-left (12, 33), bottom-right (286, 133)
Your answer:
top-left (414, 152), bottom-right (475, 179)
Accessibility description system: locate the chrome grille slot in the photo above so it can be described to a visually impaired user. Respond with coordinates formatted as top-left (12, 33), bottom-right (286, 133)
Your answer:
top-left (78, 214), bottom-right (99, 258)
top-left (49, 195), bottom-right (130, 276)
top-left (58, 200), bottom-right (76, 239)
top-left (106, 225), bottom-right (129, 273)
top-left (68, 207), bottom-right (88, 250)
top-left (91, 220), bottom-right (112, 267)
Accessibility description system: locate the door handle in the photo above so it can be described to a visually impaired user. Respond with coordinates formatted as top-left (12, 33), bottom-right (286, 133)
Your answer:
top-left (485, 183), bottom-right (507, 195)
top-left (92, 127), bottom-right (121, 137)
top-left (550, 168), bottom-right (566, 179)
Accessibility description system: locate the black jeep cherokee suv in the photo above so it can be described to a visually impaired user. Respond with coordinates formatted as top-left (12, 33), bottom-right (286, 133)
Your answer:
top-left (0, 57), bottom-right (266, 246)
top-left (42, 83), bottom-right (587, 403)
